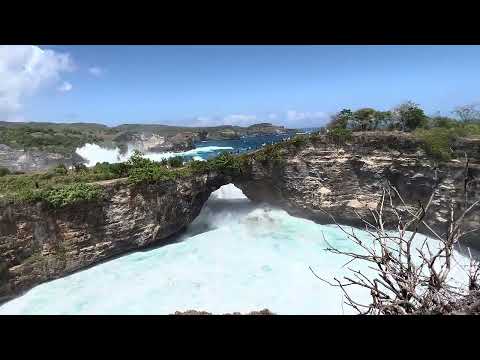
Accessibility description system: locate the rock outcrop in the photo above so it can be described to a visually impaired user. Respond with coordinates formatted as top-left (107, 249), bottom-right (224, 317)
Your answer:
top-left (0, 144), bottom-right (84, 173)
top-left (234, 132), bottom-right (480, 251)
top-left (0, 172), bottom-right (228, 302)
top-left (1, 131), bottom-right (480, 303)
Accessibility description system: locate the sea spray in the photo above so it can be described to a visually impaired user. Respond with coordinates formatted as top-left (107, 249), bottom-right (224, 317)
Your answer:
top-left (0, 185), bottom-right (471, 315)
top-left (75, 143), bottom-right (233, 167)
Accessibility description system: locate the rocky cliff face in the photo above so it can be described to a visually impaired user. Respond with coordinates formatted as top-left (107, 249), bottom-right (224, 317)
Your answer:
top-left (0, 172), bottom-right (228, 302)
top-left (1, 131), bottom-right (480, 303)
top-left (234, 132), bottom-right (480, 251)
top-left (115, 132), bottom-right (195, 153)
top-left (0, 144), bottom-right (84, 172)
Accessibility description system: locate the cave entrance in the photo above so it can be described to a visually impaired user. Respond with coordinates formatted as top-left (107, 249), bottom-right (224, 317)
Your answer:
top-left (183, 184), bottom-right (255, 239)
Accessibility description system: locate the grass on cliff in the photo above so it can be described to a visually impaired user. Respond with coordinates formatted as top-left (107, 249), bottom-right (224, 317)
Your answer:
top-left (0, 125), bottom-right (105, 155)
top-left (0, 150), bottom-right (251, 207)
top-left (414, 122), bottom-right (480, 161)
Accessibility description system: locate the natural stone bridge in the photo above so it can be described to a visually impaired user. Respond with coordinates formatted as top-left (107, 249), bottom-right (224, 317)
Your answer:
top-left (1, 132), bottom-right (479, 302)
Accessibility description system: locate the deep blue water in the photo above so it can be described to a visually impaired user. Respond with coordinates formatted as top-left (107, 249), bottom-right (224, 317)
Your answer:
top-left (191, 128), bottom-right (318, 161)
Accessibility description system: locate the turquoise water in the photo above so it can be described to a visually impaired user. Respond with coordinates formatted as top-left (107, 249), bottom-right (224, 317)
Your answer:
top-left (1, 183), bottom-right (469, 315)
top-left (0, 135), bottom-right (471, 314)
top-left (0, 185), bottom-right (374, 314)
top-left (75, 132), bottom-right (300, 166)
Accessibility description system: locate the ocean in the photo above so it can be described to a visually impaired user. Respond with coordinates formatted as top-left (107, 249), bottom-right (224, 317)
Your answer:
top-left (0, 131), bottom-right (471, 314)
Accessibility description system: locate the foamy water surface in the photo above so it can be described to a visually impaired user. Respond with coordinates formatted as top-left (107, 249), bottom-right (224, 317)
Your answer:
top-left (75, 143), bottom-right (233, 167)
top-left (0, 184), bottom-right (472, 315)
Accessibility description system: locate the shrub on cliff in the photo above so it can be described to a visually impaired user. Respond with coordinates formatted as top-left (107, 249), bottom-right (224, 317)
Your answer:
top-left (414, 128), bottom-right (456, 161)
top-left (414, 122), bottom-right (480, 161)
top-left (207, 152), bottom-right (244, 176)
top-left (124, 150), bottom-right (177, 184)
top-left (50, 163), bottom-right (68, 176)
top-left (391, 101), bottom-right (428, 131)
top-left (36, 183), bottom-right (103, 208)
top-left (168, 156), bottom-right (184, 168)
top-left (0, 167), bottom-right (10, 177)
top-left (253, 143), bottom-right (285, 166)
top-left (290, 135), bottom-right (308, 148)
top-left (350, 108), bottom-right (378, 131)
top-left (128, 162), bottom-right (176, 184)
top-left (187, 160), bottom-right (210, 174)
top-left (327, 127), bottom-right (353, 145)
top-left (327, 109), bottom-right (353, 129)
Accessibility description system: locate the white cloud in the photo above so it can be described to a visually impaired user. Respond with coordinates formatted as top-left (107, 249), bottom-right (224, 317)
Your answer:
top-left (283, 110), bottom-right (329, 127)
top-left (58, 81), bottom-right (72, 92)
top-left (0, 45), bottom-right (74, 119)
top-left (178, 114), bottom-right (258, 127)
top-left (174, 110), bottom-right (329, 128)
top-left (88, 66), bottom-right (104, 77)
top-left (223, 114), bottom-right (257, 126)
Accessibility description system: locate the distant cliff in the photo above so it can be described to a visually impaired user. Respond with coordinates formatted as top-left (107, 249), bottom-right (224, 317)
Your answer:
top-left (0, 121), bottom-right (294, 172)
top-left (2, 131), bottom-right (478, 303)
top-left (234, 131), bottom-right (480, 251)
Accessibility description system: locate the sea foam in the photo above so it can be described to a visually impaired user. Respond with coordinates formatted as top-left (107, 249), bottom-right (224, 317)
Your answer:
top-left (0, 185), bottom-right (471, 315)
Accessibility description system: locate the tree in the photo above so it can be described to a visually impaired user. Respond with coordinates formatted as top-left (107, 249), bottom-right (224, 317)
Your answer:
top-left (351, 108), bottom-right (377, 131)
top-left (51, 163), bottom-right (68, 176)
top-left (327, 109), bottom-right (353, 129)
top-left (453, 104), bottom-right (480, 123)
top-left (391, 101), bottom-right (428, 131)
top-left (374, 111), bottom-right (393, 130)
top-left (0, 167), bottom-right (11, 177)
top-left (168, 156), bottom-right (184, 168)
top-left (73, 163), bottom-right (88, 173)
top-left (312, 156), bottom-right (480, 314)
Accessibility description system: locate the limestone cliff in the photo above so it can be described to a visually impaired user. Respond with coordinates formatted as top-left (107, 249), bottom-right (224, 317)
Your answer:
top-left (1, 131), bottom-right (480, 303)
top-left (234, 132), bottom-right (480, 252)
top-left (0, 144), bottom-right (84, 173)
top-left (0, 172), bottom-right (228, 302)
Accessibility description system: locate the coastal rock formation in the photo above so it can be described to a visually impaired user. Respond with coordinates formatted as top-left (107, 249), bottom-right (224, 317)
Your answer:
top-left (0, 172), bottom-right (228, 302)
top-left (113, 131), bottom-right (196, 153)
top-left (234, 132), bottom-right (480, 251)
top-left (0, 144), bottom-right (84, 173)
top-left (1, 131), bottom-right (479, 302)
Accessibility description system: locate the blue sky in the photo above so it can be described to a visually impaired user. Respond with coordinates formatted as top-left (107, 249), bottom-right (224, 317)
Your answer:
top-left (2, 45), bottom-right (480, 127)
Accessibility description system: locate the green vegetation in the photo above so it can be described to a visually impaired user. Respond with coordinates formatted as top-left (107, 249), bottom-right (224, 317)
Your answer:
top-left (253, 143), bottom-right (285, 165)
top-left (0, 148), bottom-right (255, 208)
top-left (414, 128), bottom-right (456, 161)
top-left (126, 151), bottom-right (179, 184)
top-left (414, 121), bottom-right (480, 161)
top-left (0, 167), bottom-right (10, 177)
top-left (321, 101), bottom-right (480, 162)
top-left (35, 183), bottom-right (103, 208)
top-left (0, 121), bottom-right (293, 161)
top-left (290, 134), bottom-right (308, 148)
top-left (0, 125), bottom-right (103, 154)
top-left (328, 109), bottom-right (353, 129)
top-left (207, 152), bottom-right (249, 176)
top-left (2, 100), bottom-right (480, 208)
top-left (327, 127), bottom-right (353, 144)
top-left (168, 156), bottom-right (184, 168)
top-left (327, 101), bottom-right (427, 132)
top-left (0, 169), bottom-right (104, 208)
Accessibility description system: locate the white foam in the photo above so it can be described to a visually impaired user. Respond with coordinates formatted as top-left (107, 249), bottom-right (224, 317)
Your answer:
top-left (75, 143), bottom-right (233, 167)
top-left (0, 185), bottom-right (471, 315)
top-left (210, 183), bottom-right (247, 200)
top-left (75, 143), bottom-right (127, 167)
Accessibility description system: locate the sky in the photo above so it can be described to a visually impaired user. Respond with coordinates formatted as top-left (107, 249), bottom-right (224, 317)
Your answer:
top-left (1, 45), bottom-right (480, 128)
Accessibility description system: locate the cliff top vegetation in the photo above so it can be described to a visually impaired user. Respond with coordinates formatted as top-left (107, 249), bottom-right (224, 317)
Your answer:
top-left (0, 150), bottom-right (248, 208)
